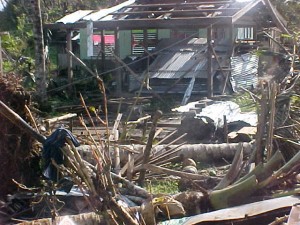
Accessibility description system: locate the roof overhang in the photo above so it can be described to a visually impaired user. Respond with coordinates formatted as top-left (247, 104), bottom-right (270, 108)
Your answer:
top-left (44, 0), bottom-right (289, 34)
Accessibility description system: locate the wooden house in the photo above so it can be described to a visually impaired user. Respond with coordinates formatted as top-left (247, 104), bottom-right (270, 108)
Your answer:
top-left (45, 0), bottom-right (289, 98)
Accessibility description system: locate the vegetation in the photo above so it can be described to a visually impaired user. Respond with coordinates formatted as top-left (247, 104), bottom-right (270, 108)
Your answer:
top-left (271, 0), bottom-right (300, 30)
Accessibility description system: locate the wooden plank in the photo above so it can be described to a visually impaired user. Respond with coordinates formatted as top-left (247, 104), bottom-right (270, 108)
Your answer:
top-left (44, 113), bottom-right (77, 124)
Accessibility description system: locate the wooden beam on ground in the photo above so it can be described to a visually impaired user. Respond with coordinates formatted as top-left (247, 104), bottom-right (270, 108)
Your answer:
top-left (43, 113), bottom-right (77, 131)
top-left (138, 110), bottom-right (162, 187)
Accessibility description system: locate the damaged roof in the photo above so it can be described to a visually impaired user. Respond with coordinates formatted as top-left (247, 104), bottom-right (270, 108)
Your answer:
top-left (45, 0), bottom-right (289, 33)
top-left (148, 38), bottom-right (229, 79)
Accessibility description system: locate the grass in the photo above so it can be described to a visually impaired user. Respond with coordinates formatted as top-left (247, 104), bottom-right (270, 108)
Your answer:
top-left (145, 178), bottom-right (179, 195)
top-left (230, 92), bottom-right (257, 112)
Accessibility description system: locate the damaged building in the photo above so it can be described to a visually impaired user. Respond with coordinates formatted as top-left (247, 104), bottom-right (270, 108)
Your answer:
top-left (45, 0), bottom-right (290, 99)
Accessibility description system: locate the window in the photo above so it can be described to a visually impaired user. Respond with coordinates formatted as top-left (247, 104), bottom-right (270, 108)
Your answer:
top-left (93, 31), bottom-right (115, 58)
top-left (237, 27), bottom-right (254, 40)
top-left (131, 29), bottom-right (158, 55)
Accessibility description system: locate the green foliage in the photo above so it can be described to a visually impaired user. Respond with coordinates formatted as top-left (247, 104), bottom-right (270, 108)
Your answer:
top-left (146, 178), bottom-right (179, 194)
top-left (270, 0), bottom-right (300, 30)
top-left (1, 13), bottom-right (34, 75)
top-left (230, 92), bottom-right (257, 113)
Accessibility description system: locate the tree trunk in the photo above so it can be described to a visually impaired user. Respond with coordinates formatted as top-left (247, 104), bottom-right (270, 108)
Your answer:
top-left (30, 0), bottom-right (47, 103)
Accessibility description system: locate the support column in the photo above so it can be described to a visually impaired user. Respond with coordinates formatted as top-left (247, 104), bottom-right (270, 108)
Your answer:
top-left (101, 29), bottom-right (105, 73)
top-left (207, 25), bottom-right (213, 98)
top-left (67, 30), bottom-right (74, 95)
top-left (114, 29), bottom-right (122, 96)
top-left (0, 34), bottom-right (3, 76)
top-left (143, 29), bottom-right (148, 50)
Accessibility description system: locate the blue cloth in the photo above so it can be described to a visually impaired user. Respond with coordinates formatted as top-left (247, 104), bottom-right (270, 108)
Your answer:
top-left (42, 128), bottom-right (80, 181)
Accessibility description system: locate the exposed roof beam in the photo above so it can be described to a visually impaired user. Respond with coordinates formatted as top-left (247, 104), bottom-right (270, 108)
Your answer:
top-left (93, 16), bottom-right (232, 29)
top-left (110, 8), bottom-right (240, 15)
top-left (124, 1), bottom-right (234, 8)
top-left (44, 22), bottom-right (87, 30)
top-left (232, 0), bottom-right (262, 23)
top-left (44, 16), bottom-right (232, 30)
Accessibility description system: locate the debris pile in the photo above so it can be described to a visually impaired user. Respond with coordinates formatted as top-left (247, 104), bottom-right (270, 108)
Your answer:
top-left (0, 73), bottom-right (39, 197)
top-left (1, 60), bottom-right (300, 225)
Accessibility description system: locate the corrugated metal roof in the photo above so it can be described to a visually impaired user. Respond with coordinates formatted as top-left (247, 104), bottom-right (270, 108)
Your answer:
top-left (149, 40), bottom-right (211, 79)
top-left (83, 0), bottom-right (136, 21)
top-left (230, 53), bottom-right (258, 92)
top-left (56, 10), bottom-right (93, 24)
top-left (149, 51), bottom-right (208, 79)
top-left (55, 0), bottom-right (135, 23)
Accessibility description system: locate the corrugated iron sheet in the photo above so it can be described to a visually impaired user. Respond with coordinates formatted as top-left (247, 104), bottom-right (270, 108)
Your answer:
top-left (55, 0), bottom-right (135, 24)
top-left (149, 48), bottom-right (208, 79)
top-left (56, 10), bottom-right (93, 24)
top-left (82, 0), bottom-right (136, 22)
top-left (230, 53), bottom-right (258, 92)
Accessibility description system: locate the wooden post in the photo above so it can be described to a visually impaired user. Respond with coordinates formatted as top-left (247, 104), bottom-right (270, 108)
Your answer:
top-left (207, 25), bottom-right (213, 98)
top-left (127, 153), bottom-right (134, 181)
top-left (101, 29), bottom-right (105, 73)
top-left (0, 34), bottom-right (3, 76)
top-left (223, 115), bottom-right (228, 143)
top-left (114, 129), bottom-right (121, 175)
top-left (138, 110), bottom-right (162, 187)
top-left (114, 29), bottom-right (122, 96)
top-left (66, 30), bottom-right (73, 95)
top-left (229, 24), bottom-right (235, 56)
top-left (256, 85), bottom-right (267, 165)
top-left (266, 83), bottom-right (277, 160)
top-left (110, 113), bottom-right (122, 175)
top-left (143, 29), bottom-right (148, 50)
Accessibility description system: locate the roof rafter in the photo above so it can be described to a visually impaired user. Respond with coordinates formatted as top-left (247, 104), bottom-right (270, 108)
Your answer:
top-left (110, 8), bottom-right (240, 15)
top-left (123, 1), bottom-right (234, 9)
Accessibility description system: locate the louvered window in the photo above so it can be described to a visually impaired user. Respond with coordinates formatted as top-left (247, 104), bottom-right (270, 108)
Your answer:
top-left (93, 31), bottom-right (115, 58)
top-left (237, 27), bottom-right (254, 40)
top-left (132, 29), bottom-right (158, 55)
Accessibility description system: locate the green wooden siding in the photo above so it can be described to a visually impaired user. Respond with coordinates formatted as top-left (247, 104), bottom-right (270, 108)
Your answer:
top-left (158, 29), bottom-right (171, 39)
top-left (119, 30), bottom-right (132, 59)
